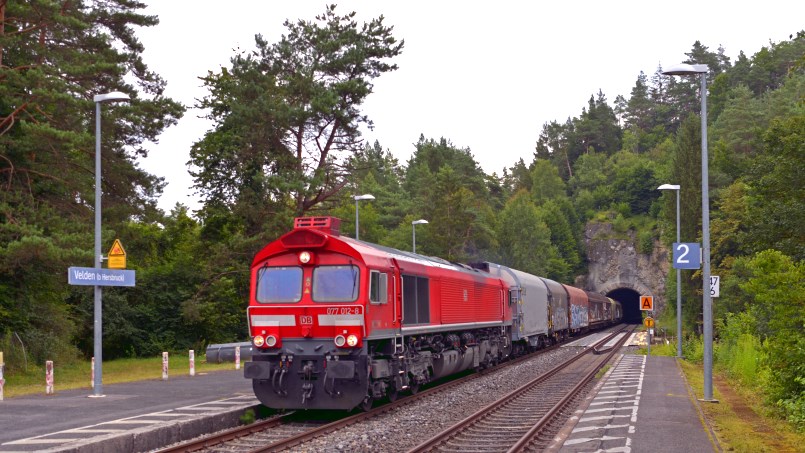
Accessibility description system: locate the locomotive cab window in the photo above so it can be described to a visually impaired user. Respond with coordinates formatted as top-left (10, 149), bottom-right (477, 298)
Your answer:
top-left (255, 266), bottom-right (303, 303)
top-left (369, 271), bottom-right (388, 304)
top-left (312, 265), bottom-right (359, 302)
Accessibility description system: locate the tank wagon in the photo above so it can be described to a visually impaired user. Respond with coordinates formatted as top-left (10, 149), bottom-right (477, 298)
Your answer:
top-left (244, 217), bottom-right (621, 410)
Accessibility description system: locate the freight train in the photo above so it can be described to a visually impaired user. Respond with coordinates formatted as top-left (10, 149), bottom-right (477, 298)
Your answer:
top-left (244, 217), bottom-right (622, 410)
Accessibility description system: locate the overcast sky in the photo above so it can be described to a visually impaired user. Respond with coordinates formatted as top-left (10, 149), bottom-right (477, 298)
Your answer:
top-left (136, 1), bottom-right (804, 213)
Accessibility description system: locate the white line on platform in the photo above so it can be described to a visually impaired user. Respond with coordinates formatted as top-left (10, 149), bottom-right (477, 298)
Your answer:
top-left (571, 424), bottom-right (630, 433)
top-left (563, 435), bottom-right (626, 446)
top-left (101, 420), bottom-right (164, 424)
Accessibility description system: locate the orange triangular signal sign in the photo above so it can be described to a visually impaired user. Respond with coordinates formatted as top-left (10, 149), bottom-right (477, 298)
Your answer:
top-left (640, 296), bottom-right (653, 311)
top-left (108, 239), bottom-right (126, 257)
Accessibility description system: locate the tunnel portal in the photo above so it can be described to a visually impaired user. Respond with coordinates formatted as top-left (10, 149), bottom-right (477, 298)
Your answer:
top-left (606, 288), bottom-right (643, 324)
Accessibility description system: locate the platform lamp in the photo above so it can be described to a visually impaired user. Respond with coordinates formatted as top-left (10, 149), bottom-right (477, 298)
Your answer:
top-left (662, 63), bottom-right (715, 402)
top-left (92, 91), bottom-right (130, 397)
top-left (658, 183), bottom-right (682, 359)
top-left (411, 219), bottom-right (429, 253)
top-left (353, 194), bottom-right (375, 241)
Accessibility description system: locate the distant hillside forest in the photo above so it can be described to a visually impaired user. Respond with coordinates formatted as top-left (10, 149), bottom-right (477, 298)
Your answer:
top-left (1, 4), bottom-right (803, 429)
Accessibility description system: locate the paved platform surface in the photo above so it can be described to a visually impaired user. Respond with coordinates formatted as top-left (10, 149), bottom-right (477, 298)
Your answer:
top-left (550, 354), bottom-right (719, 453)
top-left (0, 352), bottom-right (720, 453)
top-left (0, 369), bottom-right (257, 452)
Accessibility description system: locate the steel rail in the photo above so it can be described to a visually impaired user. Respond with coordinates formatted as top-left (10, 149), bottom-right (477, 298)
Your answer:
top-left (507, 325), bottom-right (636, 452)
top-left (155, 328), bottom-right (615, 453)
top-left (407, 325), bottom-right (631, 453)
top-left (157, 414), bottom-right (288, 453)
top-left (246, 340), bottom-right (566, 453)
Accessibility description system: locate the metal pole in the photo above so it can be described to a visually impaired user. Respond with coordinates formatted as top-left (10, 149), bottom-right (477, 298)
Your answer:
top-left (93, 102), bottom-right (104, 397)
top-left (700, 72), bottom-right (714, 401)
top-left (412, 224), bottom-right (417, 254)
top-left (355, 198), bottom-right (360, 241)
top-left (676, 189), bottom-right (682, 358)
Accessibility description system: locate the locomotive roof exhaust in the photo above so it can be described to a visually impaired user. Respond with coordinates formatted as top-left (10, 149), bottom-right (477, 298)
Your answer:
top-left (294, 216), bottom-right (341, 236)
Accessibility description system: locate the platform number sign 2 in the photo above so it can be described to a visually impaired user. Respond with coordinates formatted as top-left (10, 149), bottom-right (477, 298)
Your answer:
top-left (673, 243), bottom-right (701, 270)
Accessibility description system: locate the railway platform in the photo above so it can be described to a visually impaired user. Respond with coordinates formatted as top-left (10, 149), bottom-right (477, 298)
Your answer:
top-left (0, 369), bottom-right (257, 452)
top-left (551, 353), bottom-right (720, 453)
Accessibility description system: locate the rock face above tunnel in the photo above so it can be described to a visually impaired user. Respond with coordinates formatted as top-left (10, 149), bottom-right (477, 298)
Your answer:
top-left (578, 221), bottom-right (670, 314)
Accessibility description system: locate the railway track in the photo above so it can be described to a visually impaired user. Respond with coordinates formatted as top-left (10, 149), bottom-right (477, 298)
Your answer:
top-left (156, 327), bottom-right (629, 453)
top-left (408, 325), bottom-right (635, 453)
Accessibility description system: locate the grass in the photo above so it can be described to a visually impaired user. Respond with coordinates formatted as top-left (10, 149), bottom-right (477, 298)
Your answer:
top-left (678, 360), bottom-right (805, 452)
top-left (2, 353), bottom-right (238, 398)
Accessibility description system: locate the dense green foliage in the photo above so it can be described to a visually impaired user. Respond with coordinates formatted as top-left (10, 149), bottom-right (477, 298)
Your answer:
top-left (0, 4), bottom-right (802, 430)
top-left (1, 0), bottom-right (183, 366)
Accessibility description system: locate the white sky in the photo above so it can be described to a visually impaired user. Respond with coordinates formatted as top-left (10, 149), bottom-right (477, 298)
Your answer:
top-left (136, 1), bottom-right (804, 213)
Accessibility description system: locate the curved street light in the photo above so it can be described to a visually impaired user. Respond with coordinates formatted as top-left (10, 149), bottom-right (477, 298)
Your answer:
top-left (662, 62), bottom-right (715, 402)
top-left (92, 91), bottom-right (130, 397)
top-left (411, 219), bottom-right (428, 253)
top-left (353, 194), bottom-right (375, 240)
top-left (658, 184), bottom-right (682, 359)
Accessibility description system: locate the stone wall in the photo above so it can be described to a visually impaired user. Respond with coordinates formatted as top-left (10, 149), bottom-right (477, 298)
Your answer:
top-left (577, 221), bottom-right (670, 314)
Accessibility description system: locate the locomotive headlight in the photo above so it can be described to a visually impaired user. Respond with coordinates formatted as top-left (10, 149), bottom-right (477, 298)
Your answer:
top-left (253, 335), bottom-right (265, 347)
top-left (346, 334), bottom-right (359, 347)
top-left (266, 335), bottom-right (278, 347)
top-left (299, 251), bottom-right (312, 264)
top-left (334, 335), bottom-right (346, 347)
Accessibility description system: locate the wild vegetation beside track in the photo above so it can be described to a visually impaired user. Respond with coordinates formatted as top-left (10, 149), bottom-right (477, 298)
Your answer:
top-left (636, 339), bottom-right (805, 452)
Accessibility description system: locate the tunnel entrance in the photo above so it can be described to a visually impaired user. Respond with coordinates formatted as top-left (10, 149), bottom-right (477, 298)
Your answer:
top-left (606, 288), bottom-right (643, 324)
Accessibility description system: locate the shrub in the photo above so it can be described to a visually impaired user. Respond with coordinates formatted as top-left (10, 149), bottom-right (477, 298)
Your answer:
top-left (638, 230), bottom-right (654, 255)
top-left (683, 335), bottom-right (704, 362)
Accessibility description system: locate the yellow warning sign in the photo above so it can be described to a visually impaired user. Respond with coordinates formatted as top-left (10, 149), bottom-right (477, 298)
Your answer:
top-left (644, 317), bottom-right (655, 328)
top-left (107, 239), bottom-right (126, 269)
top-left (640, 295), bottom-right (654, 311)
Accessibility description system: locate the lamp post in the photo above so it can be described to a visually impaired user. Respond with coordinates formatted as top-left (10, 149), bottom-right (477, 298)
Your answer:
top-left (92, 91), bottom-right (130, 397)
top-left (658, 183), bottom-right (682, 358)
top-left (353, 194), bottom-right (375, 241)
top-left (411, 219), bottom-right (428, 253)
top-left (662, 63), bottom-right (715, 401)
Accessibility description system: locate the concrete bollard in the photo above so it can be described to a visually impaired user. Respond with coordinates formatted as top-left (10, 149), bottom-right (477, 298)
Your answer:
top-left (235, 346), bottom-right (241, 370)
top-left (46, 360), bottom-right (54, 395)
top-left (189, 350), bottom-right (195, 377)
top-left (91, 357), bottom-right (95, 389)
top-left (1, 351), bottom-right (5, 401)
top-left (162, 352), bottom-right (169, 380)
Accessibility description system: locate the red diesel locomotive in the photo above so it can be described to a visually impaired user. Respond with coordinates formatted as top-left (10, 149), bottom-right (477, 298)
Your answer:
top-left (244, 217), bottom-right (621, 410)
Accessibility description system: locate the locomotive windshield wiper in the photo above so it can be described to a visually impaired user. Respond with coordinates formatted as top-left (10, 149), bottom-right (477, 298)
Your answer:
top-left (254, 262), bottom-right (269, 299)
top-left (350, 259), bottom-right (357, 299)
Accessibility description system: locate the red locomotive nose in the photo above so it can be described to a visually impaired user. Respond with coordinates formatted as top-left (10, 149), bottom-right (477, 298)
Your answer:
top-left (301, 326), bottom-right (312, 338)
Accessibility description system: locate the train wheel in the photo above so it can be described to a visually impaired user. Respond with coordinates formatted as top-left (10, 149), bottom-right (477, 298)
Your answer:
top-left (409, 383), bottom-right (420, 395)
top-left (360, 396), bottom-right (373, 412)
top-left (388, 388), bottom-right (399, 402)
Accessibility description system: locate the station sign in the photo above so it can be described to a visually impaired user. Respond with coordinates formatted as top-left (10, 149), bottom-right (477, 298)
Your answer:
top-left (640, 295), bottom-right (654, 311)
top-left (68, 267), bottom-right (136, 287)
top-left (673, 242), bottom-right (701, 269)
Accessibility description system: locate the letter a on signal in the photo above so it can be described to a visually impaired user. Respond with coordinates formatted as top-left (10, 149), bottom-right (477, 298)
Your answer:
top-left (640, 296), bottom-right (653, 311)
